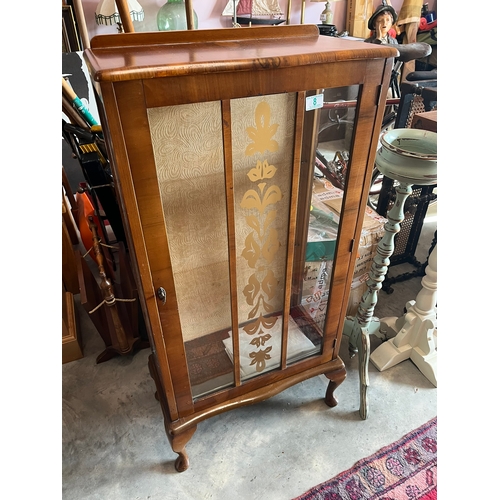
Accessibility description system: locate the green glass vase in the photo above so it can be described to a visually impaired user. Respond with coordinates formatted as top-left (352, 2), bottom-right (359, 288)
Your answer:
top-left (157, 0), bottom-right (198, 31)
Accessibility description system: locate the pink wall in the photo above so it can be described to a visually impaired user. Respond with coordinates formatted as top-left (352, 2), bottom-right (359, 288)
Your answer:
top-left (80, 0), bottom-right (437, 41)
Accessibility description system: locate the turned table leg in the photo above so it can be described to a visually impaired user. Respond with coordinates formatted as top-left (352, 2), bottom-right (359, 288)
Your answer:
top-left (343, 183), bottom-right (413, 419)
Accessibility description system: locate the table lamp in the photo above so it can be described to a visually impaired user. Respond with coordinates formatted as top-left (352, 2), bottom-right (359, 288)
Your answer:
top-left (95, 0), bottom-right (144, 32)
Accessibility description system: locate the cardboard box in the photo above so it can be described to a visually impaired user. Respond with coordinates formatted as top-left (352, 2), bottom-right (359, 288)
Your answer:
top-left (301, 265), bottom-right (371, 320)
top-left (411, 110), bottom-right (437, 132)
top-left (312, 178), bottom-right (386, 235)
top-left (311, 178), bottom-right (386, 280)
top-left (302, 260), bottom-right (333, 305)
top-left (306, 194), bottom-right (339, 262)
top-left (301, 178), bottom-right (386, 318)
top-left (346, 0), bottom-right (373, 39)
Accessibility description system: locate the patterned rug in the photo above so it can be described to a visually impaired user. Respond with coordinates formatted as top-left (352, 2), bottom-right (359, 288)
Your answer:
top-left (294, 417), bottom-right (437, 500)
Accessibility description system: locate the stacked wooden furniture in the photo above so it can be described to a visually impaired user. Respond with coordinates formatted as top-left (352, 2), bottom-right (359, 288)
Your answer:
top-left (84, 25), bottom-right (396, 471)
top-left (346, 0), bottom-right (373, 38)
top-left (62, 171), bottom-right (83, 364)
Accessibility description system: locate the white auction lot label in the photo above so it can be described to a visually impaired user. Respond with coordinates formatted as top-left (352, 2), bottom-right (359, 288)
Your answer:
top-left (305, 93), bottom-right (324, 111)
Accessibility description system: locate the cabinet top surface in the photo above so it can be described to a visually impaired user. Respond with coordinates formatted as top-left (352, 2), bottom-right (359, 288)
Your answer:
top-left (85, 25), bottom-right (397, 82)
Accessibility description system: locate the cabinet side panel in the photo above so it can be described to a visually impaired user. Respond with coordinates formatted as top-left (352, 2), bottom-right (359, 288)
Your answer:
top-left (100, 80), bottom-right (187, 418)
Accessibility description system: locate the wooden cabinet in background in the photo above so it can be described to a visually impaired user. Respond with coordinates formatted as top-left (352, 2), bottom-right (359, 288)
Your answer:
top-left (84, 25), bottom-right (396, 471)
top-left (346, 0), bottom-right (373, 39)
top-left (62, 282), bottom-right (82, 364)
top-left (62, 191), bottom-right (83, 364)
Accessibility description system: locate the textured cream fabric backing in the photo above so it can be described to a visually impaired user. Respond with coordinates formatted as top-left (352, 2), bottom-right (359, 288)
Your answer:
top-left (148, 101), bottom-right (231, 341)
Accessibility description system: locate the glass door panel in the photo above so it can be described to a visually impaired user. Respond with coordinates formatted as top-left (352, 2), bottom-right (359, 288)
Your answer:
top-left (229, 93), bottom-right (300, 381)
top-left (288, 85), bottom-right (360, 365)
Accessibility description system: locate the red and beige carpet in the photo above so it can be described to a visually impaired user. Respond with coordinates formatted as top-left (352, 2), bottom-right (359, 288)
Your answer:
top-left (294, 417), bottom-right (437, 500)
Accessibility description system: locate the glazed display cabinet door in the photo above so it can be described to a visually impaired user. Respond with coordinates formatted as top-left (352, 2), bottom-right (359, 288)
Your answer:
top-left (85, 25), bottom-right (395, 471)
top-left (149, 94), bottom-right (313, 393)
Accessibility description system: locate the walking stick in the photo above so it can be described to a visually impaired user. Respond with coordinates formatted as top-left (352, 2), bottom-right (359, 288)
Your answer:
top-left (62, 77), bottom-right (99, 128)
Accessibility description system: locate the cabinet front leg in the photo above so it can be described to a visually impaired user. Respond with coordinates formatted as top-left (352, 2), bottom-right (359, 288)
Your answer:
top-left (170, 425), bottom-right (197, 472)
top-left (324, 363), bottom-right (347, 407)
top-left (147, 354), bottom-right (197, 472)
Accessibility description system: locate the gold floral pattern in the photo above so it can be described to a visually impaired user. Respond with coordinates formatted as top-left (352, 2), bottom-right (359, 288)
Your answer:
top-left (240, 184), bottom-right (282, 214)
top-left (249, 348), bottom-right (272, 372)
top-left (247, 159), bottom-right (277, 182)
top-left (244, 102), bottom-right (279, 156)
top-left (240, 100), bottom-right (282, 373)
top-left (242, 314), bottom-right (278, 336)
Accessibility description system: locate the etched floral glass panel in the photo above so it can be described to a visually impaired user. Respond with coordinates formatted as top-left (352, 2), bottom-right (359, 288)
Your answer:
top-left (229, 93), bottom-right (298, 380)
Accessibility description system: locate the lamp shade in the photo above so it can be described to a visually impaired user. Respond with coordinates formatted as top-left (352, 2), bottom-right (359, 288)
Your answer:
top-left (95, 0), bottom-right (144, 25)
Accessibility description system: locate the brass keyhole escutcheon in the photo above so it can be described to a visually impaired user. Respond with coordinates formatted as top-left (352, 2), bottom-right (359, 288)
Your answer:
top-left (156, 287), bottom-right (166, 305)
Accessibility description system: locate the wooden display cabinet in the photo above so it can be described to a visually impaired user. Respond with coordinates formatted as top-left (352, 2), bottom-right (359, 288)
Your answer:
top-left (84, 25), bottom-right (395, 471)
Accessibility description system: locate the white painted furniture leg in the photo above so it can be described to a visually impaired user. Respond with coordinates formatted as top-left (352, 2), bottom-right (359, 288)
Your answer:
top-left (370, 245), bottom-right (437, 386)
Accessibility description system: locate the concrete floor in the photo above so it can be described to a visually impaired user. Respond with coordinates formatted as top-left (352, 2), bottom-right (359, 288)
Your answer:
top-left (62, 218), bottom-right (437, 500)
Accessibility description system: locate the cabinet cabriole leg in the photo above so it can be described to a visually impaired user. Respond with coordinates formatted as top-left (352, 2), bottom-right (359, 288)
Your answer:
top-left (148, 354), bottom-right (198, 472)
top-left (170, 426), bottom-right (197, 472)
top-left (324, 362), bottom-right (347, 407)
top-left (175, 453), bottom-right (189, 473)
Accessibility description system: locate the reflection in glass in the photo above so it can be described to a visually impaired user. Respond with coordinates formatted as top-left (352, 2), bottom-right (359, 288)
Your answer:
top-left (290, 85), bottom-right (360, 360)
